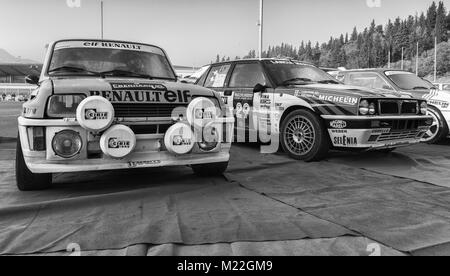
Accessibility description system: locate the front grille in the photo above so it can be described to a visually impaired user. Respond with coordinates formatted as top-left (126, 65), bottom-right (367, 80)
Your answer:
top-left (378, 100), bottom-right (419, 115)
top-left (113, 103), bottom-right (184, 118)
top-left (128, 124), bottom-right (172, 135)
top-left (379, 101), bottom-right (399, 114)
top-left (377, 130), bottom-right (421, 142)
top-left (380, 119), bottom-right (420, 130)
top-left (401, 101), bottom-right (418, 114)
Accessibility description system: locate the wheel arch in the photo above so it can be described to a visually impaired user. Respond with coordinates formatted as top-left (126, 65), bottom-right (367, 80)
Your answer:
top-left (280, 105), bottom-right (321, 127)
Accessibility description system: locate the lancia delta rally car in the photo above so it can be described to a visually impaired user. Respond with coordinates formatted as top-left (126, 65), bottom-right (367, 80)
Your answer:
top-left (196, 59), bottom-right (432, 161)
top-left (337, 69), bottom-right (450, 144)
top-left (16, 39), bottom-right (234, 191)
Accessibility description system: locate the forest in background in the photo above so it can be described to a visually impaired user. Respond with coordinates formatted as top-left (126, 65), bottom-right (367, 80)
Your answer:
top-left (214, 1), bottom-right (450, 80)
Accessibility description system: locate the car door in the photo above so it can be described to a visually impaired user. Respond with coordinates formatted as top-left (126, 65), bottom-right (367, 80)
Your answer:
top-left (226, 62), bottom-right (272, 142)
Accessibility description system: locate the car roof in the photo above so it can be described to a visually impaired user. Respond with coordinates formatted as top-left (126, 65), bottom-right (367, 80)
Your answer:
top-left (341, 68), bottom-right (414, 74)
top-left (207, 58), bottom-right (315, 67)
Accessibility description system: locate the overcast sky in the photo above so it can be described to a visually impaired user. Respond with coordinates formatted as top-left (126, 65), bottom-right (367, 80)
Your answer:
top-left (1, 0), bottom-right (449, 66)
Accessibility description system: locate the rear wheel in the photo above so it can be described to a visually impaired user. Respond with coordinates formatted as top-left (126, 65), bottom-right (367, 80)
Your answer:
top-left (280, 109), bottom-right (330, 162)
top-left (422, 107), bottom-right (448, 144)
top-left (192, 161), bottom-right (229, 176)
top-left (15, 134), bottom-right (52, 191)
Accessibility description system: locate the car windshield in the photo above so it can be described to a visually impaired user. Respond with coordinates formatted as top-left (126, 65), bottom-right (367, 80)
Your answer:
top-left (48, 41), bottom-right (176, 80)
top-left (263, 61), bottom-right (340, 86)
top-left (385, 71), bottom-right (434, 90)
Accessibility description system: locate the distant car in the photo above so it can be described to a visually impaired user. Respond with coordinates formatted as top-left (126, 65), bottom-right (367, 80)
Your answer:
top-left (16, 39), bottom-right (234, 191)
top-left (434, 83), bottom-right (450, 91)
top-left (181, 65), bottom-right (210, 84)
top-left (197, 59), bottom-right (431, 161)
top-left (338, 69), bottom-right (450, 143)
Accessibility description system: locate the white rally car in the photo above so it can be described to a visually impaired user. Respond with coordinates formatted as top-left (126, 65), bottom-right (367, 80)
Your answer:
top-left (16, 39), bottom-right (234, 191)
top-left (197, 59), bottom-right (433, 161)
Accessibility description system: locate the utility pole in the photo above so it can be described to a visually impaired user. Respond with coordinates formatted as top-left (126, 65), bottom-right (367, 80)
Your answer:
top-left (101, 1), bottom-right (104, 39)
top-left (388, 50), bottom-right (391, 69)
top-left (416, 42), bottom-right (419, 76)
top-left (258, 0), bottom-right (264, 59)
top-left (401, 47), bottom-right (404, 70)
top-left (434, 36), bottom-right (437, 82)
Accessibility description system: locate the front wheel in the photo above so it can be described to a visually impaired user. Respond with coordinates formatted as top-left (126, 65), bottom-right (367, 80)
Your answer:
top-left (422, 107), bottom-right (448, 144)
top-left (15, 134), bottom-right (52, 191)
top-left (192, 161), bottom-right (229, 176)
top-left (280, 109), bottom-right (330, 162)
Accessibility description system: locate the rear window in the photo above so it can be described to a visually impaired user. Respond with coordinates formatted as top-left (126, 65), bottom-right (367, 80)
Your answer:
top-left (204, 64), bottom-right (231, 88)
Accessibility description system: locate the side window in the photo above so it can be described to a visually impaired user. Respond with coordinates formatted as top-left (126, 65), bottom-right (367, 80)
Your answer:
top-left (204, 64), bottom-right (231, 88)
top-left (196, 70), bottom-right (208, 86)
top-left (229, 63), bottom-right (266, 88)
top-left (346, 72), bottom-right (393, 90)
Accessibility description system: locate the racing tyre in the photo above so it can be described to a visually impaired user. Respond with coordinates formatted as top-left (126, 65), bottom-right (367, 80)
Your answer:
top-left (192, 162), bottom-right (229, 176)
top-left (280, 109), bottom-right (330, 162)
top-left (422, 107), bottom-right (448, 144)
top-left (15, 134), bottom-right (52, 191)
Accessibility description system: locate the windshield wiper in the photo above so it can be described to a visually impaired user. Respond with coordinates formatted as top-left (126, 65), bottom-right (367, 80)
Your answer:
top-left (100, 69), bottom-right (154, 79)
top-left (317, 79), bottom-right (340, 84)
top-left (412, 86), bottom-right (429, 90)
top-left (281, 78), bottom-right (313, 85)
top-left (48, 66), bottom-right (100, 76)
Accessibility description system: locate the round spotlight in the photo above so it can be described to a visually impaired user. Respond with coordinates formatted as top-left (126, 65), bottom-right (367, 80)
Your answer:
top-left (52, 130), bottom-right (82, 158)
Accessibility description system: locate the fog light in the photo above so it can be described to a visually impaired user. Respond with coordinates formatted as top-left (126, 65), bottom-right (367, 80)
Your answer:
top-left (359, 100), bottom-right (369, 115)
top-left (52, 130), bottom-right (82, 158)
top-left (198, 123), bottom-right (220, 151)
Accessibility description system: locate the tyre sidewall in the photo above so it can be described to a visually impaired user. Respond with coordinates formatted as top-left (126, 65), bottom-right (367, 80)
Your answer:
top-left (280, 109), bottom-right (330, 161)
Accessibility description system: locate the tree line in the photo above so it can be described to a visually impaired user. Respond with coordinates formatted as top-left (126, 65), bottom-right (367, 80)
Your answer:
top-left (214, 1), bottom-right (450, 76)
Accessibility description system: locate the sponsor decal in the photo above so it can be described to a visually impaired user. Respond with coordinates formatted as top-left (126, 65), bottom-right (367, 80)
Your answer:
top-left (128, 160), bottom-right (161, 168)
top-left (428, 100), bottom-right (449, 109)
top-left (84, 108), bottom-right (108, 120)
top-left (330, 120), bottom-right (347, 129)
top-left (110, 83), bottom-right (166, 91)
top-left (221, 96), bottom-right (228, 105)
top-left (90, 87), bottom-right (191, 104)
top-left (331, 129), bottom-right (348, 134)
top-left (318, 94), bottom-right (358, 106)
top-left (83, 41), bottom-right (142, 50)
top-left (108, 138), bottom-right (131, 149)
top-left (371, 128), bottom-right (391, 134)
top-left (194, 108), bottom-right (214, 120)
top-left (172, 135), bottom-right (192, 146)
top-left (334, 136), bottom-right (358, 146)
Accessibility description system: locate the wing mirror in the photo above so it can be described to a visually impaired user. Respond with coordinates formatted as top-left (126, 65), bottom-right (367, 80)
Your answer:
top-left (253, 83), bottom-right (268, 93)
top-left (25, 75), bottom-right (39, 85)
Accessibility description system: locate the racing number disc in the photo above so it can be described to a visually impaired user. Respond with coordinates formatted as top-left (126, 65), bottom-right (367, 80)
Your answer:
top-left (100, 124), bottom-right (136, 159)
top-left (76, 96), bottom-right (115, 132)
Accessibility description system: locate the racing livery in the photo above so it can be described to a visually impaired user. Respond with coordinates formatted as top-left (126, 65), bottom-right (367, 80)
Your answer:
top-left (16, 39), bottom-right (234, 191)
top-left (338, 69), bottom-right (450, 143)
top-left (197, 59), bottom-right (432, 161)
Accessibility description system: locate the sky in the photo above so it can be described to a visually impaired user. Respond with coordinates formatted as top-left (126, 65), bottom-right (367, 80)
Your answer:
top-left (1, 0), bottom-right (449, 66)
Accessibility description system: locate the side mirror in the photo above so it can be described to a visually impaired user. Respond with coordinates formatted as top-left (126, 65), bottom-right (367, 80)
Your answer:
top-left (253, 83), bottom-right (267, 93)
top-left (25, 75), bottom-right (39, 85)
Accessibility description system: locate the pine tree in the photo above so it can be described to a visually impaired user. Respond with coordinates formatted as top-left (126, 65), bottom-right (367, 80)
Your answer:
top-left (436, 1), bottom-right (448, 42)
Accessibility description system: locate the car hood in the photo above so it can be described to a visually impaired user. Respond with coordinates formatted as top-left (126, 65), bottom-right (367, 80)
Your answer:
top-left (51, 77), bottom-right (215, 104)
top-left (286, 83), bottom-right (414, 99)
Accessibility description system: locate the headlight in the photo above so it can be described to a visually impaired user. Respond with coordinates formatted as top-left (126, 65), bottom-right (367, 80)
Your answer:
top-left (420, 102), bottom-right (428, 115)
top-left (369, 103), bottom-right (376, 115)
top-left (47, 95), bottom-right (86, 118)
top-left (52, 130), bottom-right (83, 158)
top-left (359, 100), bottom-right (369, 115)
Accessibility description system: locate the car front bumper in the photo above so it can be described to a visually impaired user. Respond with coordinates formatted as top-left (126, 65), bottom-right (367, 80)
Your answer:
top-left (18, 117), bottom-right (233, 174)
top-left (322, 115), bottom-right (433, 149)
